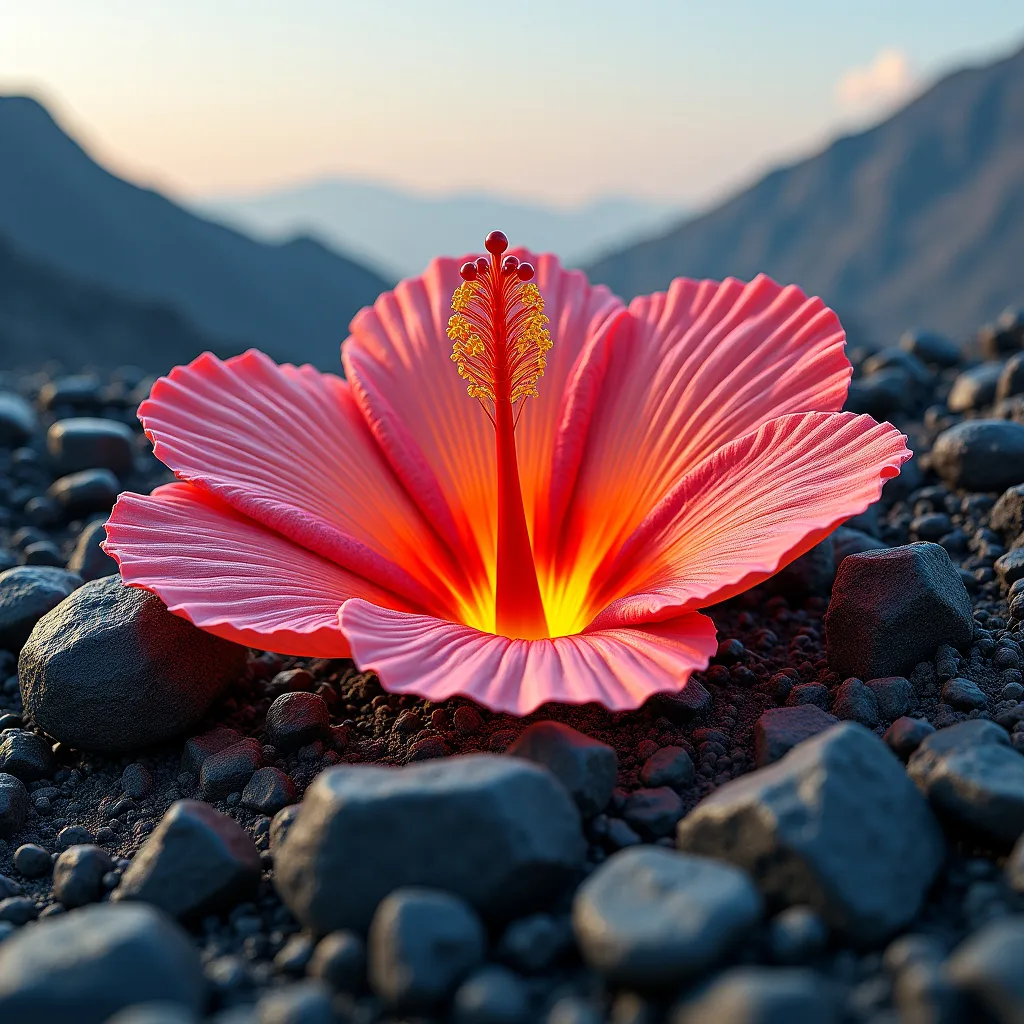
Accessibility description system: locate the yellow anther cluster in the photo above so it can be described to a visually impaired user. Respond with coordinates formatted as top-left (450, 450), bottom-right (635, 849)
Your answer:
top-left (447, 272), bottom-right (553, 409)
top-left (509, 282), bottom-right (552, 403)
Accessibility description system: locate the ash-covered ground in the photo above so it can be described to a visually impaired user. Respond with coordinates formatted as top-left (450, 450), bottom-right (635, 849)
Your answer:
top-left (3, 315), bottom-right (1024, 1023)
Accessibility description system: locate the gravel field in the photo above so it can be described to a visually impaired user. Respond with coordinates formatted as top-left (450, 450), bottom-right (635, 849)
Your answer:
top-left (3, 315), bottom-right (1024, 1022)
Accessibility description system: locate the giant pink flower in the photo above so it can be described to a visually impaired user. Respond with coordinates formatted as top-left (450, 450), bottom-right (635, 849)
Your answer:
top-left (104, 233), bottom-right (909, 714)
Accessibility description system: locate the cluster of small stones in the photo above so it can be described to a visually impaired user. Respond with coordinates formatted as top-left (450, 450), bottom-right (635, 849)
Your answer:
top-left (1, 315), bottom-right (1024, 1022)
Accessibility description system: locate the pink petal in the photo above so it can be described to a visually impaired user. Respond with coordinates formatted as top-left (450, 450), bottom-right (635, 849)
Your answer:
top-left (558, 275), bottom-right (852, 583)
top-left (586, 412), bottom-right (910, 631)
top-left (340, 599), bottom-right (719, 715)
top-left (104, 482), bottom-right (409, 657)
top-left (138, 350), bottom-right (459, 617)
top-left (343, 253), bottom-right (624, 619)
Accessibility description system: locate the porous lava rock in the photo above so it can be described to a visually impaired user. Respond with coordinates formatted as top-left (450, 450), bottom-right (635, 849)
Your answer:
top-left (18, 575), bottom-right (247, 752)
top-left (676, 723), bottom-right (945, 944)
top-left (825, 543), bottom-right (973, 680)
top-left (274, 754), bottom-right (585, 933)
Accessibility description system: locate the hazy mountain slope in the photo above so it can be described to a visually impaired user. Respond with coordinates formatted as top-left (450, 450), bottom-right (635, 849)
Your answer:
top-left (587, 45), bottom-right (1024, 343)
top-left (198, 179), bottom-right (682, 277)
top-left (0, 233), bottom-right (232, 372)
top-left (0, 96), bottom-right (391, 368)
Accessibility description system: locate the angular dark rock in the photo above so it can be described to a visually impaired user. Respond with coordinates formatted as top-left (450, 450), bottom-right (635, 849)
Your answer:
top-left (0, 773), bottom-right (29, 839)
top-left (0, 903), bottom-right (204, 1024)
top-left (769, 538), bottom-right (835, 597)
top-left (241, 766), bottom-right (297, 815)
top-left (931, 420), bottom-right (1024, 492)
top-left (864, 676), bottom-right (914, 721)
top-left (830, 678), bottom-right (879, 727)
top-left (908, 721), bottom-right (1024, 843)
top-left (508, 721), bottom-right (617, 816)
top-left (0, 565), bottom-right (82, 652)
top-left (639, 746), bottom-right (695, 789)
top-left (754, 705), bottom-right (838, 768)
top-left (645, 679), bottom-right (712, 722)
top-left (832, 527), bottom-right (887, 564)
top-left (19, 576), bottom-right (246, 752)
top-left (368, 887), bottom-right (485, 1011)
top-left (274, 754), bottom-right (585, 933)
top-left (572, 846), bottom-right (762, 988)
top-left (825, 543), bottom-right (973, 680)
top-left (990, 484), bottom-right (1024, 541)
top-left (939, 676), bottom-right (987, 711)
top-left (198, 739), bottom-right (262, 801)
top-left (622, 787), bottom-right (685, 838)
top-left (180, 726), bottom-right (242, 775)
top-left (676, 723), bottom-right (945, 944)
top-left (0, 729), bottom-right (53, 781)
top-left (115, 800), bottom-right (261, 920)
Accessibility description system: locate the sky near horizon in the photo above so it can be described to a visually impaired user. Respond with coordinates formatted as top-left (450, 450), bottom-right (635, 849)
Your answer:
top-left (1, 1), bottom-right (1023, 208)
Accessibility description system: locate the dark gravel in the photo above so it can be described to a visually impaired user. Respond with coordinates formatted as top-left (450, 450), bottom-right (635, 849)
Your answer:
top-left (4, 328), bottom-right (1024, 1021)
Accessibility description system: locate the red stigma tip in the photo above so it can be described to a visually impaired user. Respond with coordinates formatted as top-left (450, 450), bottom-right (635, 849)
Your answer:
top-left (460, 261), bottom-right (478, 281)
top-left (502, 255), bottom-right (520, 274)
top-left (485, 230), bottom-right (509, 255)
top-left (517, 262), bottom-right (535, 281)
top-left (475, 256), bottom-right (489, 273)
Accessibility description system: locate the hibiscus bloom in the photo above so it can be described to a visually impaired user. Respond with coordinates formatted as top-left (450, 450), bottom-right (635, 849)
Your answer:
top-left (104, 232), bottom-right (909, 714)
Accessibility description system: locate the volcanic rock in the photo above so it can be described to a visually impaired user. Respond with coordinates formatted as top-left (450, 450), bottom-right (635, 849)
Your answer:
top-left (66, 518), bottom-right (120, 580)
top-left (115, 800), bottom-right (261, 920)
top-left (274, 754), bottom-right (585, 933)
top-left (0, 773), bottom-right (29, 839)
top-left (47, 417), bottom-right (135, 475)
top-left (670, 967), bottom-right (838, 1024)
top-left (0, 729), bottom-right (53, 781)
top-left (945, 917), bottom-right (1024, 1023)
top-left (931, 420), bottom-right (1024, 491)
top-left (0, 903), bottom-right (204, 1024)
top-left (53, 844), bottom-right (115, 908)
top-left (0, 565), bottom-right (82, 651)
top-left (452, 965), bottom-right (530, 1024)
top-left (368, 887), bottom-right (485, 1011)
top-left (947, 363), bottom-right (1003, 412)
top-left (47, 468), bottom-right (120, 517)
top-left (18, 576), bottom-right (246, 752)
top-left (825, 543), bottom-right (973, 680)
top-left (0, 392), bottom-right (36, 446)
top-left (265, 692), bottom-right (331, 752)
top-left (676, 723), bottom-right (945, 944)
top-left (572, 846), bottom-right (762, 988)
top-left (754, 705), bottom-right (838, 768)
top-left (508, 721), bottom-right (617, 816)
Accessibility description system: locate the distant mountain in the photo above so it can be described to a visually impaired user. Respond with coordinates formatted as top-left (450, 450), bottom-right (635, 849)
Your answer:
top-left (587, 44), bottom-right (1024, 345)
top-left (197, 179), bottom-right (683, 277)
top-left (0, 233), bottom-right (231, 372)
top-left (0, 96), bottom-right (391, 369)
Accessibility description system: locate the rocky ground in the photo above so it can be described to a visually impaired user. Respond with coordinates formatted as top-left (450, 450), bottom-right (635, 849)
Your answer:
top-left (2, 314), bottom-right (1024, 1023)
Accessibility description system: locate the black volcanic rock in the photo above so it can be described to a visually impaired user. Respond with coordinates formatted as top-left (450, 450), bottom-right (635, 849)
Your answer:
top-left (116, 800), bottom-right (261, 920)
top-left (0, 903), bottom-right (204, 1023)
top-left (47, 417), bottom-right (135, 475)
top-left (0, 392), bottom-right (36, 446)
top-left (0, 565), bottom-right (82, 651)
top-left (274, 755), bottom-right (586, 933)
top-left (825, 543), bottom-right (973, 680)
top-left (18, 575), bottom-right (246, 752)
top-left (931, 420), bottom-right (1024, 492)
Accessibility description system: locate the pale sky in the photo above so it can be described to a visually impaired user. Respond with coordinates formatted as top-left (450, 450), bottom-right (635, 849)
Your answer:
top-left (1, 1), bottom-right (1022, 207)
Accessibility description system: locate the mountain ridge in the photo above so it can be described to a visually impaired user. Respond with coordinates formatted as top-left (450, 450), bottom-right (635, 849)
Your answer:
top-left (0, 95), bottom-right (391, 369)
top-left (586, 43), bottom-right (1024, 344)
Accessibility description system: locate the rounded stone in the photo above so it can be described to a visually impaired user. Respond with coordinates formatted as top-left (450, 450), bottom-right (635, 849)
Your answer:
top-left (572, 846), bottom-right (762, 988)
top-left (0, 566), bottom-right (82, 652)
top-left (18, 576), bottom-right (247, 753)
top-left (265, 692), bottom-right (330, 752)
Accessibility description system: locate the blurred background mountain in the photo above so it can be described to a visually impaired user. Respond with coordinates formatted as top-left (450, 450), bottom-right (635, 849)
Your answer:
top-left (0, 3), bottom-right (1022, 373)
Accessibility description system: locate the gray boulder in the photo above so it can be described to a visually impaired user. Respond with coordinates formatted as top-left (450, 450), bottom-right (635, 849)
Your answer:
top-left (676, 723), bottom-right (945, 944)
top-left (572, 846), bottom-right (761, 989)
top-left (19, 576), bottom-right (246, 752)
top-left (275, 754), bottom-right (585, 933)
